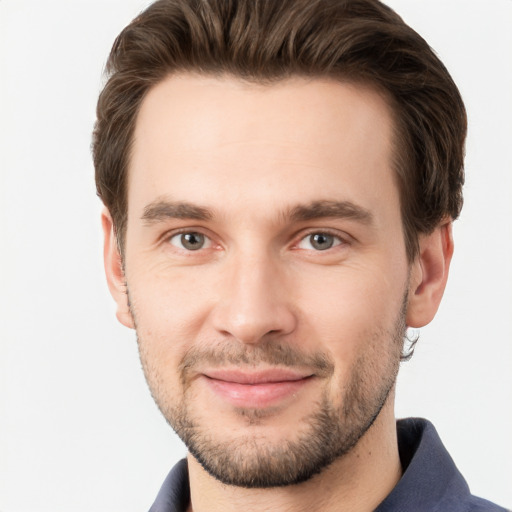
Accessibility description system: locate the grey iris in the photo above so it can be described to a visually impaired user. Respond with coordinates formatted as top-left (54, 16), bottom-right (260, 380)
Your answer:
top-left (181, 232), bottom-right (205, 250)
top-left (310, 233), bottom-right (334, 250)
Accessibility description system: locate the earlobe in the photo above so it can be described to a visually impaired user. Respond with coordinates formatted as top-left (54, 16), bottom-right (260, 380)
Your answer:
top-left (406, 221), bottom-right (454, 328)
top-left (101, 208), bottom-right (135, 329)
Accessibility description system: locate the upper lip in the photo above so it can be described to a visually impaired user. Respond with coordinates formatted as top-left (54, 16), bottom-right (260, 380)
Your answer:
top-left (203, 368), bottom-right (313, 384)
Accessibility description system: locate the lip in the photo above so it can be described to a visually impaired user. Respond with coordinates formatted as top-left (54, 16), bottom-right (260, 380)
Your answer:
top-left (201, 368), bottom-right (314, 408)
top-left (204, 368), bottom-right (311, 384)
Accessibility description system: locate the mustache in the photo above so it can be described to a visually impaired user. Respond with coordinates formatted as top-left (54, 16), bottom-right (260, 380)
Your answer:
top-left (178, 340), bottom-right (335, 379)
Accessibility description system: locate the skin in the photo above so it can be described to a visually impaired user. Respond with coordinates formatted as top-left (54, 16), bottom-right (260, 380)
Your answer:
top-left (103, 74), bottom-right (453, 512)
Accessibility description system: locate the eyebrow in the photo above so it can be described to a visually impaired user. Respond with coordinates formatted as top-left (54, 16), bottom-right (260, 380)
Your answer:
top-left (287, 200), bottom-right (374, 225)
top-left (141, 199), bottom-right (214, 224)
top-left (141, 198), bottom-right (373, 225)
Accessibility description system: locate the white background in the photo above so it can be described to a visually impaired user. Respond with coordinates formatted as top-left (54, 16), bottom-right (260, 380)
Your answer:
top-left (1, 1), bottom-right (511, 510)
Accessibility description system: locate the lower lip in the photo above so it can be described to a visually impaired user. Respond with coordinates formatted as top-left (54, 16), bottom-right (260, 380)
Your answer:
top-left (204, 377), bottom-right (312, 408)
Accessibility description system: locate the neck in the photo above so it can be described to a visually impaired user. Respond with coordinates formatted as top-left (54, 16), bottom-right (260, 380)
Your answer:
top-left (187, 399), bottom-right (402, 512)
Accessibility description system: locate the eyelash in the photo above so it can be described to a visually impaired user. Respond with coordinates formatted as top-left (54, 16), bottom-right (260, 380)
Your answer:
top-left (166, 229), bottom-right (215, 252)
top-left (293, 229), bottom-right (348, 252)
top-left (164, 228), bottom-right (349, 253)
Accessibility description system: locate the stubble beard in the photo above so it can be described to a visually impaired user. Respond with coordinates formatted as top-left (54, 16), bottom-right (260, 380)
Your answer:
top-left (135, 298), bottom-right (406, 489)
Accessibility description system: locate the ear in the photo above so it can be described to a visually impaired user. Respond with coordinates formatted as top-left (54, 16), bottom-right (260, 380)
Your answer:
top-left (101, 208), bottom-right (134, 329)
top-left (406, 221), bottom-right (454, 328)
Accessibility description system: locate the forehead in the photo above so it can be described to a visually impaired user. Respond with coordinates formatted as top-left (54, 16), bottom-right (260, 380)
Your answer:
top-left (128, 73), bottom-right (398, 226)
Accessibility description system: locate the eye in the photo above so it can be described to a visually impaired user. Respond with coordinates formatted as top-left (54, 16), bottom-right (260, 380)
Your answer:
top-left (296, 232), bottom-right (343, 251)
top-left (168, 232), bottom-right (211, 251)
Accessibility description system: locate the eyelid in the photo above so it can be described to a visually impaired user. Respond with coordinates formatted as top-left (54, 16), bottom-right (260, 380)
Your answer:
top-left (169, 232), bottom-right (211, 250)
top-left (161, 227), bottom-right (217, 250)
top-left (292, 228), bottom-right (351, 250)
top-left (158, 226), bottom-right (351, 251)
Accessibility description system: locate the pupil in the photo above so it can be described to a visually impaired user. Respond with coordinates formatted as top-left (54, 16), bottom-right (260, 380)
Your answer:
top-left (182, 233), bottom-right (204, 250)
top-left (311, 233), bottom-right (333, 250)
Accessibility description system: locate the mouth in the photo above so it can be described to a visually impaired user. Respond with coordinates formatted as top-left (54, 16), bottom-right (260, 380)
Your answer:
top-left (201, 368), bottom-right (315, 408)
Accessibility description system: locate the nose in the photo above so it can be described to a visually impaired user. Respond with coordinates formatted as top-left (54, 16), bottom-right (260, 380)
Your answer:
top-left (211, 251), bottom-right (297, 344)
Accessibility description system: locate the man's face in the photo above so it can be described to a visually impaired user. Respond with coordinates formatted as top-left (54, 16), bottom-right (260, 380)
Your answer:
top-left (120, 75), bottom-right (412, 487)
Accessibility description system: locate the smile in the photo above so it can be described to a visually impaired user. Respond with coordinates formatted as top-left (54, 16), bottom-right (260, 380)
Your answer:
top-left (201, 369), bottom-right (315, 408)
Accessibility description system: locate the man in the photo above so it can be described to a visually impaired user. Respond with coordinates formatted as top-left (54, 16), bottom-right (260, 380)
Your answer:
top-left (92, 0), bottom-right (508, 510)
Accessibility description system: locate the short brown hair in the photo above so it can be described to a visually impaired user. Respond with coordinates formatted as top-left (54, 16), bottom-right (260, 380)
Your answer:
top-left (93, 0), bottom-right (466, 260)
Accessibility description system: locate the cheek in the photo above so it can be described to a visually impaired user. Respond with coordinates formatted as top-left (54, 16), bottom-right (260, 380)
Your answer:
top-left (127, 266), bottom-right (219, 362)
top-left (295, 264), bottom-right (406, 364)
